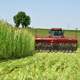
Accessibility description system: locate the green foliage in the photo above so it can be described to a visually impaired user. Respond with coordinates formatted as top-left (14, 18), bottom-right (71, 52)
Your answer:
top-left (13, 11), bottom-right (31, 28)
top-left (0, 21), bottom-right (34, 59)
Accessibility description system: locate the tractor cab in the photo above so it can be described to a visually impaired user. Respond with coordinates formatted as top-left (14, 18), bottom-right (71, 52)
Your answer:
top-left (49, 28), bottom-right (64, 37)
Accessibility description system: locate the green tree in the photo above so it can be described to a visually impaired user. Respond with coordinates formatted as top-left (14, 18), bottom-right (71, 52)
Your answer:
top-left (13, 11), bottom-right (31, 28)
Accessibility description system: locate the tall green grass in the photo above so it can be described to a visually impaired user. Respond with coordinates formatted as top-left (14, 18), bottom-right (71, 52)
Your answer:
top-left (0, 21), bottom-right (34, 59)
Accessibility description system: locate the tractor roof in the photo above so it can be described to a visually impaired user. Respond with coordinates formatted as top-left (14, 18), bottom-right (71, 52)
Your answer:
top-left (50, 28), bottom-right (62, 31)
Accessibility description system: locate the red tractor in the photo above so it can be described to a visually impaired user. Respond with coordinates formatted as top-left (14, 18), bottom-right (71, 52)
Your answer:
top-left (35, 28), bottom-right (78, 52)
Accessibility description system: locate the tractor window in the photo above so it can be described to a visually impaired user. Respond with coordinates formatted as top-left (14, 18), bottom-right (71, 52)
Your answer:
top-left (49, 30), bottom-right (64, 36)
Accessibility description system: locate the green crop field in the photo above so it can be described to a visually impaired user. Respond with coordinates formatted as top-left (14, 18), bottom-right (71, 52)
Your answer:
top-left (0, 21), bottom-right (80, 80)
top-left (0, 50), bottom-right (80, 80)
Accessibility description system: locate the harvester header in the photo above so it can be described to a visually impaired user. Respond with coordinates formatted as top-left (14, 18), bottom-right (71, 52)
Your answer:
top-left (35, 28), bottom-right (78, 52)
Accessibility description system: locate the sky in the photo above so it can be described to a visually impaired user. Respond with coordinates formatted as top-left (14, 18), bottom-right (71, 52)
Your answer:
top-left (0, 0), bottom-right (80, 30)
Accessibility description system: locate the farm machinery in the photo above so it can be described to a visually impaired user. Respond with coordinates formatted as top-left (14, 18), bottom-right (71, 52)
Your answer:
top-left (35, 28), bottom-right (78, 52)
